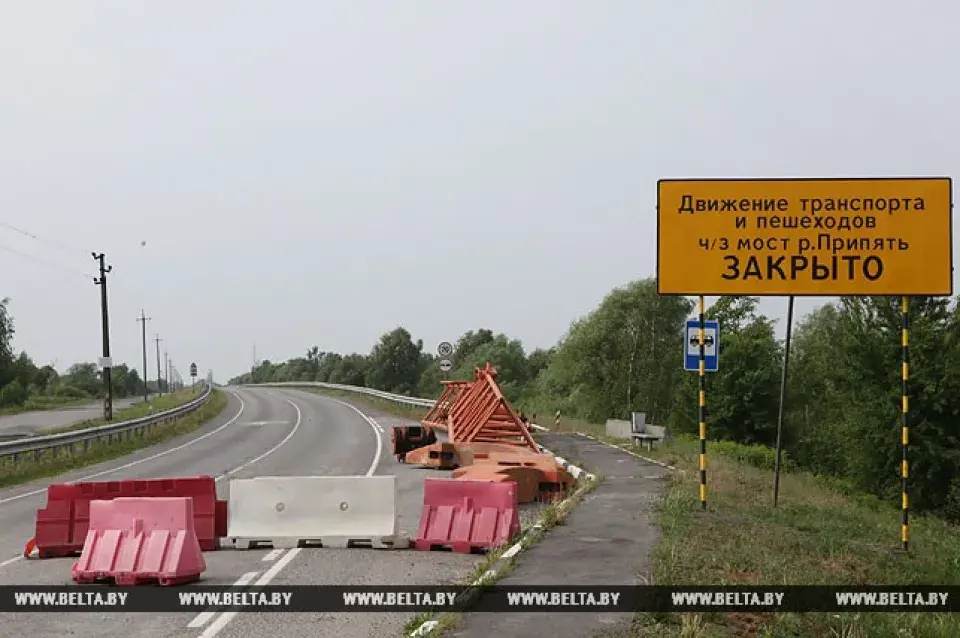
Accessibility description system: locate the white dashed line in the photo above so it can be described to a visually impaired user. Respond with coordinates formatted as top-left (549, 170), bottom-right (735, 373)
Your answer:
top-left (262, 549), bottom-right (282, 562)
top-left (214, 400), bottom-right (302, 482)
top-left (198, 549), bottom-right (301, 638)
top-left (187, 570), bottom-right (260, 629)
top-left (194, 393), bottom-right (385, 636)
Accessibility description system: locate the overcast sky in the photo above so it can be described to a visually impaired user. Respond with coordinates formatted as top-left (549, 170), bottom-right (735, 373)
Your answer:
top-left (1, 2), bottom-right (955, 384)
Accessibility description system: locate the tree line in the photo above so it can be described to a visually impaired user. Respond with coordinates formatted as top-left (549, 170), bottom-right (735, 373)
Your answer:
top-left (0, 297), bottom-right (165, 409)
top-left (228, 278), bottom-right (960, 522)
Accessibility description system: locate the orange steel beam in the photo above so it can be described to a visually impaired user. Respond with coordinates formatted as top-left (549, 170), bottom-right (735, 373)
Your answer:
top-left (416, 363), bottom-right (539, 453)
top-left (447, 364), bottom-right (539, 451)
top-left (421, 381), bottom-right (469, 431)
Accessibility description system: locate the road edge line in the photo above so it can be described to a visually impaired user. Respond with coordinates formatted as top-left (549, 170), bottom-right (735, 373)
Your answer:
top-left (577, 433), bottom-right (677, 471)
top-left (296, 394), bottom-right (383, 477)
top-left (0, 390), bottom-right (245, 508)
top-left (405, 467), bottom-right (600, 637)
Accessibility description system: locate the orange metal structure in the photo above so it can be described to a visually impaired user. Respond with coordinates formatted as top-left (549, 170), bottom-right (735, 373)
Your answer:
top-left (420, 381), bottom-right (470, 431)
top-left (401, 363), bottom-right (575, 503)
top-left (423, 363), bottom-right (540, 450)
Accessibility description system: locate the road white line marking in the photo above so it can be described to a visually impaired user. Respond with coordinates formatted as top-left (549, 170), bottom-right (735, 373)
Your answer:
top-left (577, 433), bottom-right (676, 470)
top-left (187, 571), bottom-right (259, 628)
top-left (1, 390), bottom-right (292, 573)
top-left (537, 447), bottom-right (596, 481)
top-left (215, 400), bottom-right (302, 482)
top-left (193, 391), bottom-right (385, 635)
top-left (0, 391), bottom-right (246, 508)
top-left (410, 620), bottom-right (440, 637)
top-left (237, 421), bottom-right (290, 427)
top-left (500, 542), bottom-right (523, 560)
top-left (471, 569), bottom-right (498, 586)
top-left (313, 397), bottom-right (382, 476)
top-left (198, 549), bottom-right (301, 638)
top-left (262, 549), bottom-right (282, 562)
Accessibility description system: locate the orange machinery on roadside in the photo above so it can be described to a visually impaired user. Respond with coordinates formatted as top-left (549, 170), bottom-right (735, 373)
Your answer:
top-left (391, 363), bottom-right (575, 503)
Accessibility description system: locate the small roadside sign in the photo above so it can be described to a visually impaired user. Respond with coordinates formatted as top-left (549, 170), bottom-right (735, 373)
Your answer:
top-left (684, 320), bottom-right (719, 372)
top-left (439, 359), bottom-right (453, 372)
top-left (190, 362), bottom-right (197, 377)
top-left (438, 342), bottom-right (453, 357)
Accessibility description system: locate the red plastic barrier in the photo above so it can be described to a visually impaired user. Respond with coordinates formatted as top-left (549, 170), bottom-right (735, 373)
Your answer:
top-left (215, 499), bottom-right (228, 538)
top-left (33, 476), bottom-right (221, 558)
top-left (411, 478), bottom-right (521, 554)
top-left (73, 497), bottom-right (206, 585)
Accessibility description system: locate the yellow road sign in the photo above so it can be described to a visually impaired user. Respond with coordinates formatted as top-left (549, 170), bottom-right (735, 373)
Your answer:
top-left (657, 177), bottom-right (953, 296)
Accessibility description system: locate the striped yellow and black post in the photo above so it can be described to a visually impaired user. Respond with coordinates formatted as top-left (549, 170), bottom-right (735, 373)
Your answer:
top-left (698, 295), bottom-right (707, 510)
top-left (901, 296), bottom-right (910, 551)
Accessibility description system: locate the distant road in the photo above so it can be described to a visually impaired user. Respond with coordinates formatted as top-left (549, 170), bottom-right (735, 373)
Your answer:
top-left (0, 386), bottom-right (481, 638)
top-left (0, 396), bottom-right (153, 438)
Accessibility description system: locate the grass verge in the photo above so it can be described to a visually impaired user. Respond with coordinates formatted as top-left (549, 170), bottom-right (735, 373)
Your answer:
top-left (49, 388), bottom-right (201, 434)
top-left (624, 435), bottom-right (960, 637)
top-left (0, 389), bottom-right (228, 490)
top-left (403, 472), bottom-right (603, 637)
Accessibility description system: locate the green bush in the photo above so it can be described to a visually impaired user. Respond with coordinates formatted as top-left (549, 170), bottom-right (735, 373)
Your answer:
top-left (942, 477), bottom-right (960, 523)
top-left (51, 385), bottom-right (88, 399)
top-left (710, 439), bottom-right (796, 472)
top-left (0, 380), bottom-right (27, 407)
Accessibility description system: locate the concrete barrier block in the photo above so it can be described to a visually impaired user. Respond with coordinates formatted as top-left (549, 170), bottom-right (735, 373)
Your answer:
top-left (225, 476), bottom-right (405, 550)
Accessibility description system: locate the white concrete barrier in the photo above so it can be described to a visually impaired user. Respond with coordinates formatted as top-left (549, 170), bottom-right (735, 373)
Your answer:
top-left (224, 475), bottom-right (406, 549)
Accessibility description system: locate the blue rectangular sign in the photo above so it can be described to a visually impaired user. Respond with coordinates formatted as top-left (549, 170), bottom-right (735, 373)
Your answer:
top-left (684, 319), bottom-right (719, 372)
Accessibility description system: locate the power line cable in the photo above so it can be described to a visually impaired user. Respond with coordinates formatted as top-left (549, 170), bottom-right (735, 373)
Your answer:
top-left (0, 221), bottom-right (92, 258)
top-left (0, 241), bottom-right (95, 281)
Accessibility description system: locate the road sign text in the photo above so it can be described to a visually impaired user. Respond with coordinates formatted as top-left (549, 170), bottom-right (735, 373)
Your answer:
top-left (657, 178), bottom-right (952, 296)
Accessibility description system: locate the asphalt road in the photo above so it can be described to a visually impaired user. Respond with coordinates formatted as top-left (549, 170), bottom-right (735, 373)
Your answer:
top-left (0, 386), bottom-right (486, 638)
top-left (0, 396), bottom-right (152, 438)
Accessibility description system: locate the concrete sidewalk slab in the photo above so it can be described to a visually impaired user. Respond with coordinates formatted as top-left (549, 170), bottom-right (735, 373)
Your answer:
top-left (443, 433), bottom-right (671, 638)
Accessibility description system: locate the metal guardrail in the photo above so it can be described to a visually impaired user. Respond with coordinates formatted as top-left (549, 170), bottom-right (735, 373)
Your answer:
top-left (246, 382), bottom-right (436, 407)
top-left (0, 383), bottom-right (214, 462)
top-left (244, 382), bottom-right (550, 431)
